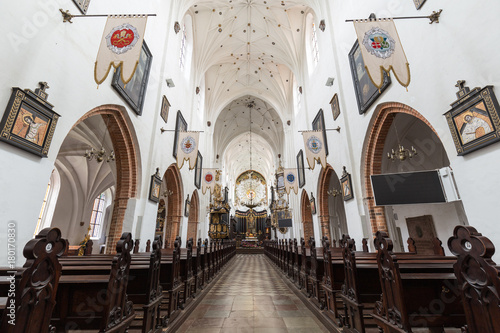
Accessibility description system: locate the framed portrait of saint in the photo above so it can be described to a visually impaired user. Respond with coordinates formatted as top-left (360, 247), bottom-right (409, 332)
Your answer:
top-left (340, 166), bottom-right (354, 201)
top-left (172, 110), bottom-right (188, 158)
top-left (149, 168), bottom-right (162, 203)
top-left (330, 93), bottom-right (340, 121)
top-left (297, 149), bottom-right (305, 188)
top-left (312, 108), bottom-right (328, 156)
top-left (310, 193), bottom-right (316, 215)
top-left (184, 195), bottom-right (190, 217)
top-left (444, 84), bottom-right (500, 156)
top-left (160, 95), bottom-right (170, 123)
top-left (349, 40), bottom-right (391, 114)
top-left (112, 41), bottom-right (152, 116)
top-left (0, 85), bottom-right (60, 157)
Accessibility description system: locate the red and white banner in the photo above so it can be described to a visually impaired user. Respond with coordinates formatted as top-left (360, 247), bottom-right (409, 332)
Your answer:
top-left (176, 131), bottom-right (199, 170)
top-left (202, 168), bottom-right (219, 195)
top-left (353, 19), bottom-right (410, 89)
top-left (95, 15), bottom-right (148, 85)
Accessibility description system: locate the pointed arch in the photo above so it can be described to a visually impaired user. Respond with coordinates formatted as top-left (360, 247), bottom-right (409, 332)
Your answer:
top-left (362, 102), bottom-right (438, 237)
top-left (301, 189), bottom-right (314, 241)
top-left (163, 164), bottom-right (184, 248)
top-left (187, 190), bottom-right (200, 241)
top-left (73, 105), bottom-right (139, 254)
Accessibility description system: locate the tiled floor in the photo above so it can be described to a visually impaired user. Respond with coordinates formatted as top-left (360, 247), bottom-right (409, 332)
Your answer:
top-left (177, 254), bottom-right (330, 333)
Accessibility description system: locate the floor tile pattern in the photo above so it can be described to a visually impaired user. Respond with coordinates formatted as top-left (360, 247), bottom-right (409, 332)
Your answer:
top-left (177, 254), bottom-right (329, 333)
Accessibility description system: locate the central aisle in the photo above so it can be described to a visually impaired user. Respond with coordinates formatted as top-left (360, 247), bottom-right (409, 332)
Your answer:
top-left (178, 254), bottom-right (330, 333)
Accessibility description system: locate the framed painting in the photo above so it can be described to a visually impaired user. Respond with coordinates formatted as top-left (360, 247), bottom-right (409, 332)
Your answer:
top-left (297, 149), bottom-right (305, 188)
top-left (330, 93), bottom-right (340, 121)
top-left (160, 95), bottom-right (170, 123)
top-left (72, 0), bottom-right (91, 14)
top-left (0, 85), bottom-right (60, 157)
top-left (194, 151), bottom-right (202, 189)
top-left (349, 40), bottom-right (391, 114)
top-left (310, 193), bottom-right (316, 215)
top-left (312, 108), bottom-right (329, 156)
top-left (444, 84), bottom-right (500, 156)
top-left (149, 168), bottom-right (162, 203)
top-left (112, 41), bottom-right (152, 116)
top-left (172, 110), bottom-right (188, 158)
top-left (413, 0), bottom-right (427, 10)
top-left (184, 195), bottom-right (190, 217)
top-left (340, 166), bottom-right (354, 201)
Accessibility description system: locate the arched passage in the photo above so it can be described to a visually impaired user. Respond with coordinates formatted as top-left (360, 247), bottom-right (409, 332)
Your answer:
top-left (187, 190), bottom-right (200, 241)
top-left (318, 164), bottom-right (348, 242)
top-left (163, 164), bottom-right (184, 248)
top-left (301, 190), bottom-right (314, 241)
top-left (362, 102), bottom-right (468, 252)
top-left (51, 105), bottom-right (139, 254)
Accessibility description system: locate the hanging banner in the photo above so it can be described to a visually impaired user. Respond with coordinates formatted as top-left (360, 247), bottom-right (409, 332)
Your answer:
top-left (202, 168), bottom-right (219, 195)
top-left (284, 168), bottom-right (298, 195)
top-left (353, 18), bottom-right (410, 89)
top-left (176, 131), bottom-right (200, 170)
top-left (95, 15), bottom-right (148, 85)
top-left (302, 130), bottom-right (327, 170)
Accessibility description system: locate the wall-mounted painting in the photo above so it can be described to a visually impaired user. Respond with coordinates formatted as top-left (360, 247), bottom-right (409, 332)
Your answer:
top-left (72, 0), bottom-right (91, 14)
top-left (112, 41), bottom-right (152, 116)
top-left (349, 40), bottom-right (391, 114)
top-left (149, 168), bottom-right (162, 203)
top-left (160, 95), bottom-right (170, 123)
top-left (310, 192), bottom-right (316, 215)
top-left (330, 93), bottom-right (340, 121)
top-left (172, 110), bottom-right (187, 158)
top-left (312, 108), bottom-right (329, 156)
top-left (184, 195), bottom-right (191, 217)
top-left (413, 0), bottom-right (426, 10)
top-left (0, 84), bottom-right (60, 157)
top-left (444, 83), bottom-right (500, 156)
top-left (297, 149), bottom-right (305, 188)
top-left (340, 166), bottom-right (354, 201)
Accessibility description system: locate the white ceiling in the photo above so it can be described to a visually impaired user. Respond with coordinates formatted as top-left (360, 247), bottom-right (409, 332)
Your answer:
top-left (182, 0), bottom-right (318, 181)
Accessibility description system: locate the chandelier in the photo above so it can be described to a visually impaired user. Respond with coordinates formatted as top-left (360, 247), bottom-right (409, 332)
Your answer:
top-left (84, 115), bottom-right (115, 163)
top-left (387, 115), bottom-right (417, 162)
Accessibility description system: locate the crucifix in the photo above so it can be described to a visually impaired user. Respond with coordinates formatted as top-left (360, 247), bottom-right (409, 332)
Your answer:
top-left (35, 81), bottom-right (50, 100)
top-left (455, 80), bottom-right (470, 98)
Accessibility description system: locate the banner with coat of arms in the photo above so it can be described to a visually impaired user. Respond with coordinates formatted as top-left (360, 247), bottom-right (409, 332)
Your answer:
top-left (176, 131), bottom-right (199, 170)
top-left (302, 131), bottom-right (327, 170)
top-left (95, 15), bottom-right (148, 85)
top-left (202, 168), bottom-right (218, 195)
top-left (284, 169), bottom-right (298, 195)
top-left (353, 18), bottom-right (410, 89)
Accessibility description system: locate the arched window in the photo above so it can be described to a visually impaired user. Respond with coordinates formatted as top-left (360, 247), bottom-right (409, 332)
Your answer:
top-left (179, 23), bottom-right (187, 70)
top-left (34, 169), bottom-right (61, 236)
top-left (89, 192), bottom-right (106, 238)
top-left (311, 22), bottom-right (319, 65)
top-left (305, 13), bottom-right (319, 75)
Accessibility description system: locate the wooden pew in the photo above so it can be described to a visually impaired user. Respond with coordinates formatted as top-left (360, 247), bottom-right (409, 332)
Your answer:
top-left (288, 239), bottom-right (295, 280)
top-left (321, 236), bottom-right (345, 325)
top-left (51, 232), bottom-right (136, 332)
top-left (0, 227), bottom-right (67, 333)
top-left (179, 238), bottom-right (194, 309)
top-left (191, 238), bottom-right (202, 296)
top-left (372, 231), bottom-right (465, 333)
top-left (448, 225), bottom-right (500, 333)
top-left (309, 238), bottom-right (325, 309)
top-left (293, 239), bottom-right (301, 287)
top-left (299, 238), bottom-right (312, 297)
top-left (159, 237), bottom-right (182, 326)
top-left (202, 239), bottom-right (210, 285)
top-left (66, 239), bottom-right (93, 256)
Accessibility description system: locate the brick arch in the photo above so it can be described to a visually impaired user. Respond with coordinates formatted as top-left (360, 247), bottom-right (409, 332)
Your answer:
top-left (187, 190), bottom-right (200, 241)
top-left (163, 164), bottom-right (183, 248)
top-left (73, 105), bottom-right (139, 254)
top-left (362, 102), bottom-right (438, 236)
top-left (301, 189), bottom-right (314, 241)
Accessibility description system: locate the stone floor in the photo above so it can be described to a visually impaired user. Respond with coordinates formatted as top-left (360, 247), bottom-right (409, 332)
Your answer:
top-left (177, 254), bottom-right (330, 333)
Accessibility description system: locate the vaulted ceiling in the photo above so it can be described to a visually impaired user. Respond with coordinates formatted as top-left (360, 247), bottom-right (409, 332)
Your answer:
top-left (179, 0), bottom-right (319, 180)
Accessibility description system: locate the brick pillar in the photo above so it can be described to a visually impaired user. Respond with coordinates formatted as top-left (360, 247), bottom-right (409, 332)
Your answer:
top-left (106, 197), bottom-right (129, 254)
top-left (165, 215), bottom-right (182, 248)
top-left (318, 215), bottom-right (330, 239)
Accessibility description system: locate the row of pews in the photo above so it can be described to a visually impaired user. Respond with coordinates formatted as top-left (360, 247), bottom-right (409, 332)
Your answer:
top-left (264, 225), bottom-right (500, 333)
top-left (0, 228), bottom-right (236, 333)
